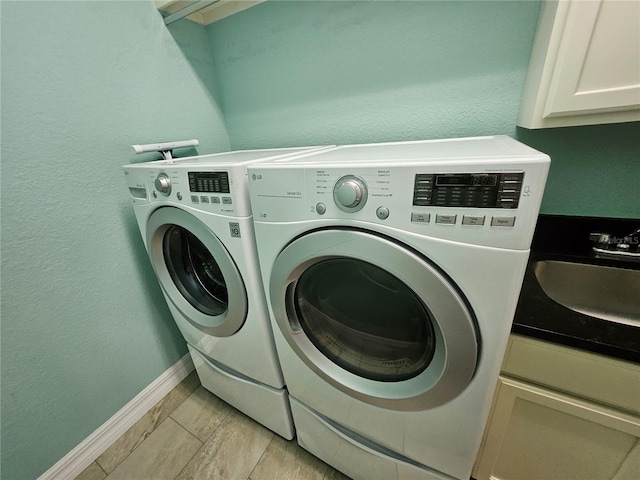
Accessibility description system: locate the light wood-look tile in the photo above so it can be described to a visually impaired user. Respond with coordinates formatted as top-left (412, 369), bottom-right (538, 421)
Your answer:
top-left (105, 418), bottom-right (201, 480)
top-left (74, 461), bottom-right (106, 480)
top-left (75, 369), bottom-right (354, 480)
top-left (96, 370), bottom-right (200, 473)
top-left (324, 466), bottom-right (352, 480)
top-left (170, 386), bottom-right (233, 442)
top-left (175, 410), bottom-right (274, 480)
top-left (249, 435), bottom-right (328, 480)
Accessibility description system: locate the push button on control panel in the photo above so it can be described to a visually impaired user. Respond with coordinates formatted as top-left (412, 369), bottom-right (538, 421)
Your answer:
top-left (413, 174), bottom-right (434, 206)
top-left (436, 214), bottom-right (457, 225)
top-left (462, 215), bottom-right (485, 226)
top-left (497, 173), bottom-right (524, 209)
top-left (491, 216), bottom-right (516, 227)
top-left (411, 213), bottom-right (430, 224)
top-left (376, 207), bottom-right (390, 220)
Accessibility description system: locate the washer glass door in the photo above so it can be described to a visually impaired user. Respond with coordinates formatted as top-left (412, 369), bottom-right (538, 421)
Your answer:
top-left (163, 226), bottom-right (228, 316)
top-left (271, 229), bottom-right (478, 410)
top-left (147, 207), bottom-right (247, 337)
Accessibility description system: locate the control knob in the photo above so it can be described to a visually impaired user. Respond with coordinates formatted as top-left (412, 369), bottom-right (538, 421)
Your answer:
top-left (333, 175), bottom-right (368, 212)
top-left (155, 173), bottom-right (171, 196)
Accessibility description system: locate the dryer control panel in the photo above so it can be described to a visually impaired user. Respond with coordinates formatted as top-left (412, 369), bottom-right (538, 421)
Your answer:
top-left (247, 135), bottom-right (551, 250)
top-left (413, 172), bottom-right (524, 209)
top-left (248, 164), bottom-right (548, 250)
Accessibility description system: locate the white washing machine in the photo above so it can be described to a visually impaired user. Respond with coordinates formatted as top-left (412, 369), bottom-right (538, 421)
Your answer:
top-left (123, 146), bottom-right (329, 439)
top-left (247, 136), bottom-right (550, 479)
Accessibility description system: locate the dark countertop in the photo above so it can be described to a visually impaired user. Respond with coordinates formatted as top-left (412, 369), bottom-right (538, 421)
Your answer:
top-left (512, 215), bottom-right (640, 363)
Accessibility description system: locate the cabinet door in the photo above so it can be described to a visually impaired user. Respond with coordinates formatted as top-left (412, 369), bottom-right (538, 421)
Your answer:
top-left (519, 0), bottom-right (640, 128)
top-left (502, 335), bottom-right (640, 415)
top-left (473, 377), bottom-right (640, 480)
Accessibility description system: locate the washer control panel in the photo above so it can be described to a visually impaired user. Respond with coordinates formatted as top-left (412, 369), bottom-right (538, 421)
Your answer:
top-left (188, 171), bottom-right (230, 194)
top-left (124, 164), bottom-right (259, 217)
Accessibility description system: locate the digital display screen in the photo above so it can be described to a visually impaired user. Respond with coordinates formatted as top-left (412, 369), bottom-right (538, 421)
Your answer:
top-left (435, 174), bottom-right (497, 187)
top-left (436, 175), bottom-right (474, 186)
top-left (189, 172), bottom-right (230, 193)
top-left (472, 175), bottom-right (498, 186)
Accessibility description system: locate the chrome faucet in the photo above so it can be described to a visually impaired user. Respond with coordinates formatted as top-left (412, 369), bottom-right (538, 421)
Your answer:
top-left (590, 227), bottom-right (640, 262)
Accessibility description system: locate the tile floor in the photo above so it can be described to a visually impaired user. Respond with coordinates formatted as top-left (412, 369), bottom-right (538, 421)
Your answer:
top-left (75, 371), bottom-right (350, 480)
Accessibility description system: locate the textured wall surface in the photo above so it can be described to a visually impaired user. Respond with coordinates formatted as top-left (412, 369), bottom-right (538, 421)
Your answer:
top-left (0, 2), bottom-right (229, 478)
top-left (207, 0), bottom-right (639, 218)
top-left (518, 123), bottom-right (639, 218)
top-left (207, 1), bottom-right (540, 147)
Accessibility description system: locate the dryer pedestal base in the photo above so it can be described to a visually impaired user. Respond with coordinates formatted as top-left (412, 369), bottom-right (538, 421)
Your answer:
top-left (291, 398), bottom-right (452, 480)
top-left (189, 345), bottom-right (295, 440)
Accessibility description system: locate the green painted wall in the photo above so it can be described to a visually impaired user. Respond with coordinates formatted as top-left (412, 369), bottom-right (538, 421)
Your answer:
top-left (207, 0), bottom-right (639, 218)
top-left (518, 124), bottom-right (639, 218)
top-left (0, 2), bottom-right (228, 478)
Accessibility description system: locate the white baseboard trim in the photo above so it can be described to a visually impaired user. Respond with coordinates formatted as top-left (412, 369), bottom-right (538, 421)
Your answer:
top-left (39, 352), bottom-right (195, 480)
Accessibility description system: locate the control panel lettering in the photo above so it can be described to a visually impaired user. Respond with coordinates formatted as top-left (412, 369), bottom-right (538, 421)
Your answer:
top-left (413, 173), bottom-right (524, 209)
top-left (188, 172), bottom-right (230, 193)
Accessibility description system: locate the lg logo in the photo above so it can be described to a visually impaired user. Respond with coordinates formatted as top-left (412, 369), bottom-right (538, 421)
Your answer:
top-left (251, 173), bottom-right (263, 181)
top-left (229, 223), bottom-right (241, 238)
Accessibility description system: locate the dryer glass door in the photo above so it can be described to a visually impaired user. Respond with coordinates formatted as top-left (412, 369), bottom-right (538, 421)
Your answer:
top-left (147, 207), bottom-right (247, 337)
top-left (270, 229), bottom-right (478, 411)
top-left (295, 258), bottom-right (436, 382)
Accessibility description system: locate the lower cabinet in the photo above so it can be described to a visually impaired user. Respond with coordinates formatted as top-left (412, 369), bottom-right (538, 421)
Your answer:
top-left (473, 335), bottom-right (640, 480)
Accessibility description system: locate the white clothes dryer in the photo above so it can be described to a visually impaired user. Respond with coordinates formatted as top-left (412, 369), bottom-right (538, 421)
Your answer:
top-left (123, 146), bottom-right (329, 439)
top-left (247, 136), bottom-right (550, 479)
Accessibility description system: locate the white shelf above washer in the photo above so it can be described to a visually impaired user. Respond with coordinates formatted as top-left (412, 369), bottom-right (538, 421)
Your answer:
top-left (156, 0), bottom-right (264, 26)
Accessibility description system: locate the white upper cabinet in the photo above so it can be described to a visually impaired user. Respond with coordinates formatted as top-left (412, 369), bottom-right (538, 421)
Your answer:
top-left (518, 0), bottom-right (640, 129)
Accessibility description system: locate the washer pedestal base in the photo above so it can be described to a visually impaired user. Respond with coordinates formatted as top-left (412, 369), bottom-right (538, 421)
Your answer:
top-left (189, 345), bottom-right (295, 440)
